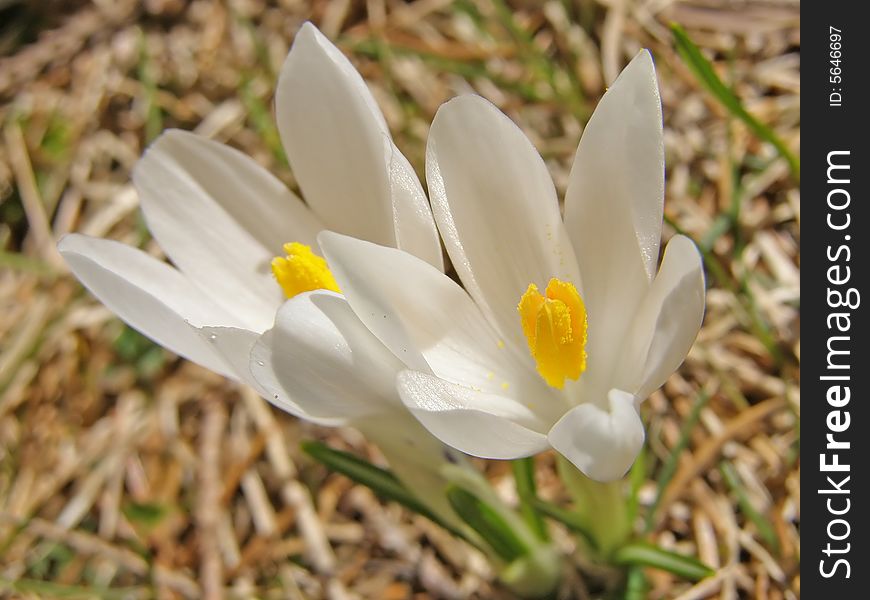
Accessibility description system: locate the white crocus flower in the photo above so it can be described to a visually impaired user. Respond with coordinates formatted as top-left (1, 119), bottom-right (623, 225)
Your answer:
top-left (316, 51), bottom-right (706, 482)
top-left (57, 23), bottom-right (464, 517)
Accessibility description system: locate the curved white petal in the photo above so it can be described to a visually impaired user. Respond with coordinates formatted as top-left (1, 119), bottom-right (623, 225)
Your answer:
top-left (565, 50), bottom-right (664, 281)
top-left (625, 235), bottom-right (705, 399)
top-left (426, 95), bottom-right (581, 350)
top-left (563, 51), bottom-right (664, 379)
top-left (59, 234), bottom-right (238, 378)
top-left (134, 129), bottom-right (321, 332)
top-left (317, 232), bottom-right (428, 373)
top-left (276, 23), bottom-right (442, 268)
top-left (387, 142), bottom-right (444, 270)
top-left (318, 231), bottom-right (558, 410)
top-left (397, 371), bottom-right (551, 459)
top-left (196, 326), bottom-right (266, 395)
top-left (548, 389), bottom-right (645, 482)
top-left (249, 291), bottom-right (405, 425)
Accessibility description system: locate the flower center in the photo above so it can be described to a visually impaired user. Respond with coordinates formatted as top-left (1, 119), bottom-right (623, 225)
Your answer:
top-left (517, 278), bottom-right (587, 389)
top-left (271, 242), bottom-right (340, 298)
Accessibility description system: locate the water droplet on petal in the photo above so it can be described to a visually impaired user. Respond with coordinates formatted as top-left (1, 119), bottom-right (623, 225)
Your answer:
top-left (256, 360), bottom-right (265, 367)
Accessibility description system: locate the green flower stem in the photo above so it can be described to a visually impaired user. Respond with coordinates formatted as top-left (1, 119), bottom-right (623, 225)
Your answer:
top-left (556, 456), bottom-right (631, 558)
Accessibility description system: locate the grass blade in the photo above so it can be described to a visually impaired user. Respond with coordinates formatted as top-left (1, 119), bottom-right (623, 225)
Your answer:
top-left (613, 542), bottom-right (714, 581)
top-left (447, 485), bottom-right (529, 562)
top-left (0, 577), bottom-right (147, 599)
top-left (719, 461), bottom-right (781, 555)
top-left (529, 498), bottom-right (596, 549)
top-left (671, 24), bottom-right (799, 181)
top-left (301, 441), bottom-right (456, 535)
top-left (645, 389), bottom-right (711, 531)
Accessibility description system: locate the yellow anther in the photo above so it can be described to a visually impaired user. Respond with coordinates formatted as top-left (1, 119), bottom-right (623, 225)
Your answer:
top-left (517, 278), bottom-right (587, 389)
top-left (272, 242), bottom-right (340, 298)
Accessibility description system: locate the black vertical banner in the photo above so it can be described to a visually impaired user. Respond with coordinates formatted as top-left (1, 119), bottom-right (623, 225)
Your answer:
top-left (804, 3), bottom-right (869, 596)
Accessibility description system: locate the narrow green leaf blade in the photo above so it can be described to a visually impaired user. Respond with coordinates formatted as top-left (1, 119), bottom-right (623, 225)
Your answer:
top-left (511, 457), bottom-right (549, 541)
top-left (671, 23), bottom-right (799, 181)
top-left (614, 542), bottom-right (714, 581)
top-left (301, 441), bottom-right (445, 528)
top-left (0, 577), bottom-right (146, 600)
top-left (719, 461), bottom-right (781, 555)
top-left (447, 485), bottom-right (529, 562)
top-left (529, 498), bottom-right (597, 550)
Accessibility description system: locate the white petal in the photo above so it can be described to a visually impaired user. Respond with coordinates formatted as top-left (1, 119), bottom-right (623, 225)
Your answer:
top-left (625, 235), bottom-right (705, 399)
top-left (565, 50), bottom-right (664, 281)
top-left (134, 129), bottom-right (321, 332)
top-left (59, 234), bottom-right (238, 378)
top-left (548, 389), bottom-right (645, 482)
top-left (563, 50), bottom-right (664, 376)
top-left (318, 231), bottom-right (559, 409)
top-left (249, 291), bottom-right (405, 425)
top-left (397, 371), bottom-right (551, 459)
top-left (276, 23), bottom-right (442, 268)
top-left (317, 232), bottom-right (427, 372)
top-left (387, 142), bottom-right (444, 270)
top-left (426, 95), bottom-right (581, 349)
top-left (197, 326), bottom-right (266, 395)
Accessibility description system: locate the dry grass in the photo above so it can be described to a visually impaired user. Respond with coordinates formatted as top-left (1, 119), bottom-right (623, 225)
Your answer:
top-left (0, 0), bottom-right (799, 598)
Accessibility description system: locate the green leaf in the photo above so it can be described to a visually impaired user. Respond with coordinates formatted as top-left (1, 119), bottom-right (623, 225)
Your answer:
top-left (529, 498), bottom-right (596, 550)
top-left (613, 542), bottom-right (714, 581)
top-left (671, 24), bottom-right (799, 182)
top-left (301, 441), bottom-right (455, 530)
top-left (447, 485), bottom-right (529, 562)
top-left (511, 457), bottom-right (549, 541)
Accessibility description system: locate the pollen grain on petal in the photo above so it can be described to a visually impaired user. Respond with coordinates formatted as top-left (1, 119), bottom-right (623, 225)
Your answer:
top-left (272, 242), bottom-right (340, 298)
top-left (517, 278), bottom-right (587, 389)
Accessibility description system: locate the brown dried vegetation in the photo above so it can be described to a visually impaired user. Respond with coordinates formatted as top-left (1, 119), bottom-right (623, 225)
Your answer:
top-left (0, 0), bottom-right (798, 598)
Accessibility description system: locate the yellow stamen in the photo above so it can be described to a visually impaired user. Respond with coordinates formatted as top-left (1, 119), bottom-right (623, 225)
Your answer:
top-left (517, 278), bottom-right (587, 389)
top-left (272, 242), bottom-right (340, 298)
